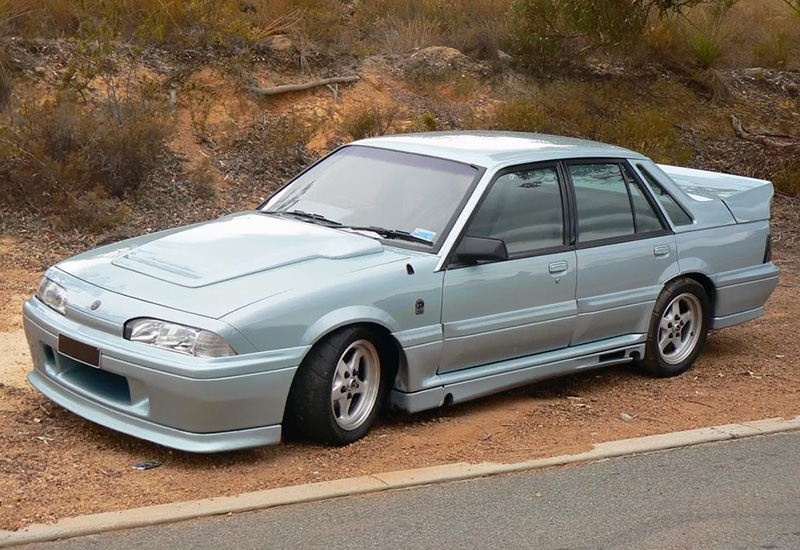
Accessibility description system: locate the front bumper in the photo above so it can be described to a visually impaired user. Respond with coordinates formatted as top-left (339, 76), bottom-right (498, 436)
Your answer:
top-left (23, 297), bottom-right (303, 453)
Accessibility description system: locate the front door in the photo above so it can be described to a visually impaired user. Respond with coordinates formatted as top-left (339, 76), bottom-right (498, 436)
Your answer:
top-left (440, 163), bottom-right (578, 373)
top-left (565, 161), bottom-right (680, 346)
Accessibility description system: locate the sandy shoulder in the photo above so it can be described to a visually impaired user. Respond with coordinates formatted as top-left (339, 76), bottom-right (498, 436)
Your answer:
top-left (0, 330), bottom-right (32, 388)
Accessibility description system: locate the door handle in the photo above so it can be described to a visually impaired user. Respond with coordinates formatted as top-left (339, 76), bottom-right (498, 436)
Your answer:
top-left (654, 245), bottom-right (671, 257)
top-left (549, 261), bottom-right (568, 274)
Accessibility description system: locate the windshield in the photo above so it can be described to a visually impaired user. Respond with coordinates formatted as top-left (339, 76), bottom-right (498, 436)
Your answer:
top-left (261, 146), bottom-right (480, 249)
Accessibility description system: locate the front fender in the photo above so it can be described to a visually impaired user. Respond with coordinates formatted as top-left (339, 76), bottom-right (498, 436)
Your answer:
top-left (301, 306), bottom-right (399, 347)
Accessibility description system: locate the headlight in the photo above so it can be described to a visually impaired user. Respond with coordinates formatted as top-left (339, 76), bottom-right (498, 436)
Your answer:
top-left (36, 277), bottom-right (67, 315)
top-left (124, 319), bottom-right (236, 358)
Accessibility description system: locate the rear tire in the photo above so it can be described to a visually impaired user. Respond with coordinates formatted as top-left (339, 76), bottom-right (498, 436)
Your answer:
top-left (283, 326), bottom-right (395, 445)
top-left (639, 277), bottom-right (711, 378)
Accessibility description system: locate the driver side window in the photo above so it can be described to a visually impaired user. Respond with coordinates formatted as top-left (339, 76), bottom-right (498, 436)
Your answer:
top-left (467, 166), bottom-right (565, 256)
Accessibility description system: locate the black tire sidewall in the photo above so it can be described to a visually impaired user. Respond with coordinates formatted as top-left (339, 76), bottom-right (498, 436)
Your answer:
top-left (284, 325), bottom-right (396, 445)
top-left (643, 278), bottom-right (711, 377)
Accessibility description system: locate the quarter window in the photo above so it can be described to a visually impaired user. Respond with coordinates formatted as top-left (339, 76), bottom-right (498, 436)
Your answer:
top-left (570, 163), bottom-right (634, 242)
top-left (467, 166), bottom-right (564, 255)
top-left (637, 165), bottom-right (693, 226)
top-left (627, 175), bottom-right (663, 233)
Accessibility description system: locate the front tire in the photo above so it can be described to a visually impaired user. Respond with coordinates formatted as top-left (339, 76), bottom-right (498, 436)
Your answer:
top-left (640, 277), bottom-right (711, 378)
top-left (284, 326), bottom-right (394, 445)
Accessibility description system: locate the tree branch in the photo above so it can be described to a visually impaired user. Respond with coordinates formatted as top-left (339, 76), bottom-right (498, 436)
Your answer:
top-left (731, 115), bottom-right (800, 149)
top-left (248, 76), bottom-right (359, 97)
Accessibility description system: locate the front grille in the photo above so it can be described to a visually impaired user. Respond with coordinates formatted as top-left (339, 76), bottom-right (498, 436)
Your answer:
top-left (55, 351), bottom-right (132, 406)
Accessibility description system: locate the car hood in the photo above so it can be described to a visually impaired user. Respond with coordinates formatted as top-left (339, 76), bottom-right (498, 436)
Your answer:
top-left (56, 213), bottom-right (407, 318)
top-left (111, 213), bottom-right (384, 287)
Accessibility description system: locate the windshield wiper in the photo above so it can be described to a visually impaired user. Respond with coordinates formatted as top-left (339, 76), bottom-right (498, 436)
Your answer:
top-left (340, 226), bottom-right (433, 246)
top-left (261, 211), bottom-right (433, 246)
top-left (271, 210), bottom-right (342, 226)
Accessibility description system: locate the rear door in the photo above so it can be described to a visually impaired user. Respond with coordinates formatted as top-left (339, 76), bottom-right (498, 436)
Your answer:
top-left (566, 160), bottom-right (680, 346)
top-left (439, 163), bottom-right (578, 373)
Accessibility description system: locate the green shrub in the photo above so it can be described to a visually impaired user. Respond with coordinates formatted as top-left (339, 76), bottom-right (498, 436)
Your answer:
top-left (487, 98), bottom-right (548, 133)
top-left (506, 0), bottom-right (569, 73)
top-left (341, 105), bottom-right (397, 140)
top-left (508, 0), bottom-right (702, 72)
top-left (480, 81), bottom-right (694, 165)
top-left (402, 111), bottom-right (440, 133)
top-left (679, 0), bottom-right (739, 69)
top-left (686, 32), bottom-right (725, 69)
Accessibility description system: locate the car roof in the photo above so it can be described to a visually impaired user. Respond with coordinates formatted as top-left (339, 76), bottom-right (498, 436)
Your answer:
top-left (355, 131), bottom-right (646, 170)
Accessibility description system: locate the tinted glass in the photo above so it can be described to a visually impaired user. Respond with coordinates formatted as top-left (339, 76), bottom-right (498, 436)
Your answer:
top-left (628, 177), bottom-right (663, 233)
top-left (637, 165), bottom-right (693, 226)
top-left (570, 163), bottom-right (634, 242)
top-left (262, 146), bottom-right (479, 248)
top-left (467, 167), bottom-right (564, 255)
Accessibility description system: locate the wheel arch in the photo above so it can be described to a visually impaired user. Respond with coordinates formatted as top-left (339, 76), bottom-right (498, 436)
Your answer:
top-left (674, 271), bottom-right (716, 312)
top-left (300, 311), bottom-right (407, 387)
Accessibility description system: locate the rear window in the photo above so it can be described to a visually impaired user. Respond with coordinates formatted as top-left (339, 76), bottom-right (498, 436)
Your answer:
top-left (637, 165), bottom-right (693, 226)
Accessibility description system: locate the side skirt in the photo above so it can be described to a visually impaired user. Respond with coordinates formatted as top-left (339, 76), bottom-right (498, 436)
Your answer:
top-left (390, 338), bottom-right (646, 414)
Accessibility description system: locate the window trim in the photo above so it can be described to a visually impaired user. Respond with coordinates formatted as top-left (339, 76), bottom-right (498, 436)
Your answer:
top-left (444, 161), bottom-right (573, 269)
top-left (633, 163), bottom-right (695, 227)
top-left (561, 158), bottom-right (672, 249)
top-left (258, 144), bottom-right (486, 255)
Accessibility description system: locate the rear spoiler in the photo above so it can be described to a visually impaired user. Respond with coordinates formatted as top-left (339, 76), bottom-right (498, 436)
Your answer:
top-left (657, 165), bottom-right (774, 223)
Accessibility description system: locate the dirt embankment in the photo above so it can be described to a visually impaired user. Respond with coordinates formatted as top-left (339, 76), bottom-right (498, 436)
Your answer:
top-left (0, 30), bottom-right (798, 532)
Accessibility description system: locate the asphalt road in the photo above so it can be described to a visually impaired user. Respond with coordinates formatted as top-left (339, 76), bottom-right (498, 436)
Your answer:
top-left (24, 432), bottom-right (800, 550)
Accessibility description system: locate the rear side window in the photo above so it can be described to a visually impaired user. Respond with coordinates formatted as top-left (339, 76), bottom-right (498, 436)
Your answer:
top-left (569, 163), bottom-right (634, 242)
top-left (627, 176), bottom-right (663, 233)
top-left (637, 165), bottom-right (693, 226)
top-left (467, 166), bottom-right (564, 255)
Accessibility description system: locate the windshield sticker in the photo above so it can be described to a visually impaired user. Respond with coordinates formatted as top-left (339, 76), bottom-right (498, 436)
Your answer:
top-left (411, 228), bottom-right (436, 242)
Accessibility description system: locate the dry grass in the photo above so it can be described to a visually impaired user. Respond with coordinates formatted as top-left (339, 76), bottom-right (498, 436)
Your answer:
top-left (0, 0), bottom-right (795, 71)
top-left (775, 160), bottom-right (800, 196)
top-left (0, 0), bottom-right (32, 108)
top-left (355, 0), bottom-right (511, 57)
top-left (645, 0), bottom-right (800, 70)
top-left (729, 0), bottom-right (800, 69)
top-left (15, 0), bottom-right (304, 47)
top-left (478, 79), bottom-right (694, 165)
top-left (0, 94), bottom-right (169, 230)
top-left (341, 103), bottom-right (399, 140)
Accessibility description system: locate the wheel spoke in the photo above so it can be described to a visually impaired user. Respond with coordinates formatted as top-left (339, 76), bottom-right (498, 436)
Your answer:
top-left (347, 349), bottom-right (363, 373)
top-left (352, 379), bottom-right (368, 396)
top-left (659, 331), bottom-right (673, 351)
top-left (336, 358), bottom-right (350, 378)
top-left (659, 316), bottom-right (672, 333)
top-left (336, 394), bottom-right (353, 419)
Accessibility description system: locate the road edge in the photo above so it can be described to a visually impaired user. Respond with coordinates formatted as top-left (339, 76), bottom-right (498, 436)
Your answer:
top-left (3, 415), bottom-right (799, 547)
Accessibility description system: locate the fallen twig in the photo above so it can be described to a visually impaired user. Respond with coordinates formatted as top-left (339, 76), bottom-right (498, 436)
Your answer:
top-left (248, 75), bottom-right (359, 97)
top-left (731, 115), bottom-right (800, 149)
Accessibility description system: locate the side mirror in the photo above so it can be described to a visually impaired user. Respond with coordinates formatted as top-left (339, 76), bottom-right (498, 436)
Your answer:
top-left (452, 236), bottom-right (508, 265)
